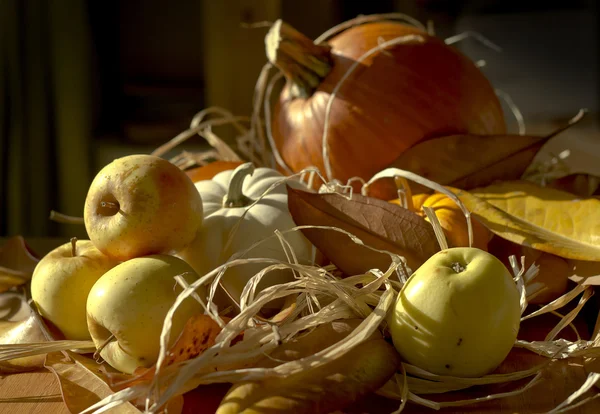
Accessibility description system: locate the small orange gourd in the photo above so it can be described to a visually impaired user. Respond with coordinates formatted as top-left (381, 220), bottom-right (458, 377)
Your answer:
top-left (185, 161), bottom-right (244, 183)
top-left (391, 192), bottom-right (492, 251)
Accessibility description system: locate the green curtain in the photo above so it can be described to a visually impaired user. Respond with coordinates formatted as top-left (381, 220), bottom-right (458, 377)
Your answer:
top-left (1, 0), bottom-right (93, 238)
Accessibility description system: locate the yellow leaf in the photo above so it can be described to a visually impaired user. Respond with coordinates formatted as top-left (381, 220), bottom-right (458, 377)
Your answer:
top-left (452, 181), bottom-right (600, 261)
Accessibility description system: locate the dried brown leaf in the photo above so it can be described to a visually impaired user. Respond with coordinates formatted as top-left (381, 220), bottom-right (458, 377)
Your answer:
top-left (0, 236), bottom-right (40, 292)
top-left (392, 133), bottom-right (548, 189)
top-left (286, 187), bottom-right (439, 275)
top-left (45, 351), bottom-right (141, 414)
top-left (371, 112), bottom-right (585, 197)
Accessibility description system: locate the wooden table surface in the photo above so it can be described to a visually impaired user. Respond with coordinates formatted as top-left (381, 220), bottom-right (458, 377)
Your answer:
top-left (2, 237), bottom-right (600, 413)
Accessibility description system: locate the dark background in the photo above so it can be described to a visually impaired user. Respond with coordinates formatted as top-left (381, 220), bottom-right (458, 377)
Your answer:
top-left (1, 0), bottom-right (599, 238)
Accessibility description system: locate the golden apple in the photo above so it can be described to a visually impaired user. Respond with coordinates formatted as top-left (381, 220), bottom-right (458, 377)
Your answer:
top-left (31, 239), bottom-right (119, 340)
top-left (389, 247), bottom-right (520, 377)
top-left (86, 254), bottom-right (205, 374)
top-left (84, 154), bottom-right (203, 261)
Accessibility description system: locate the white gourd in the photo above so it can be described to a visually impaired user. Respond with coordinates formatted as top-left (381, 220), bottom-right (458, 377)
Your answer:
top-left (178, 163), bottom-right (314, 311)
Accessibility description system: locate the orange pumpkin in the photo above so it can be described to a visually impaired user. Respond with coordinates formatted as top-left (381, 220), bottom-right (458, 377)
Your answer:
top-left (392, 192), bottom-right (492, 251)
top-left (185, 161), bottom-right (244, 183)
top-left (267, 19), bottom-right (505, 185)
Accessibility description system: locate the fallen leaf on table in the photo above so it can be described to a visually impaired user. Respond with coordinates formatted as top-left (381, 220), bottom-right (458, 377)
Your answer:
top-left (0, 313), bottom-right (49, 373)
top-left (0, 236), bottom-right (40, 292)
top-left (367, 111), bottom-right (585, 199)
top-left (452, 180), bottom-right (600, 261)
top-left (287, 186), bottom-right (439, 275)
top-left (45, 351), bottom-right (142, 414)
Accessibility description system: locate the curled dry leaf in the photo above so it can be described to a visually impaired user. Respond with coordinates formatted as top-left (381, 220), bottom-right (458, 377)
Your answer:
top-left (366, 111), bottom-right (585, 200)
top-left (0, 236), bottom-right (40, 293)
top-left (45, 351), bottom-right (142, 414)
top-left (0, 313), bottom-right (49, 373)
top-left (286, 186), bottom-right (439, 275)
top-left (452, 181), bottom-right (600, 262)
top-left (216, 337), bottom-right (400, 414)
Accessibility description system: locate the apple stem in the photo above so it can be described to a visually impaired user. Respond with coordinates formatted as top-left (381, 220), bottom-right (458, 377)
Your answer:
top-left (452, 262), bottom-right (466, 273)
top-left (93, 333), bottom-right (116, 363)
top-left (98, 200), bottom-right (122, 216)
top-left (223, 162), bottom-right (255, 208)
top-left (70, 237), bottom-right (77, 257)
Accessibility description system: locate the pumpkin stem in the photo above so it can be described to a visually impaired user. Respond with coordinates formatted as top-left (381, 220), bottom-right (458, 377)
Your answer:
top-left (223, 163), bottom-right (255, 208)
top-left (265, 19), bottom-right (333, 98)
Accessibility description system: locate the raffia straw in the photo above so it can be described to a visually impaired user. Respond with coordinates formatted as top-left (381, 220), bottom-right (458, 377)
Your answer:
top-left (393, 177), bottom-right (414, 211)
top-left (549, 310), bottom-right (582, 341)
top-left (0, 341), bottom-right (95, 361)
top-left (108, 223), bottom-right (404, 410)
top-left (314, 13), bottom-right (426, 43)
top-left (363, 168), bottom-right (474, 248)
top-left (422, 206), bottom-right (449, 251)
top-left (147, 267), bottom-right (398, 412)
top-left (444, 31), bottom-right (503, 52)
top-left (151, 113), bottom-right (249, 158)
top-left (391, 365), bottom-right (409, 414)
top-left (548, 372), bottom-right (600, 413)
top-left (508, 255), bottom-right (529, 315)
top-left (249, 63), bottom-right (273, 166)
top-left (431, 371), bottom-right (544, 409)
top-left (263, 70), bottom-right (292, 173)
top-left (190, 106), bottom-right (248, 135)
top-left (403, 359), bottom-right (548, 388)
top-left (495, 88), bottom-right (526, 135)
top-left (514, 338), bottom-right (599, 359)
top-left (320, 35), bottom-right (425, 181)
top-left (521, 284), bottom-right (588, 322)
top-left (544, 288), bottom-right (594, 342)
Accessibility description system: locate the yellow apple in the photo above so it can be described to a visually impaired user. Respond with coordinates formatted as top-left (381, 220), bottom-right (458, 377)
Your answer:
top-left (389, 247), bottom-right (520, 377)
top-left (84, 154), bottom-right (203, 261)
top-left (86, 254), bottom-right (206, 374)
top-left (31, 239), bottom-right (119, 340)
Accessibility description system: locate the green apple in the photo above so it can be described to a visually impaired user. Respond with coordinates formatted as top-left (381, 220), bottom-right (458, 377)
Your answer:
top-left (31, 239), bottom-right (119, 340)
top-left (84, 154), bottom-right (204, 261)
top-left (86, 254), bottom-right (206, 374)
top-left (389, 247), bottom-right (520, 377)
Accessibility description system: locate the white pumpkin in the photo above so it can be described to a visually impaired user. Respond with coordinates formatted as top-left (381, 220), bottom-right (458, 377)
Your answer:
top-left (178, 163), bottom-right (314, 311)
